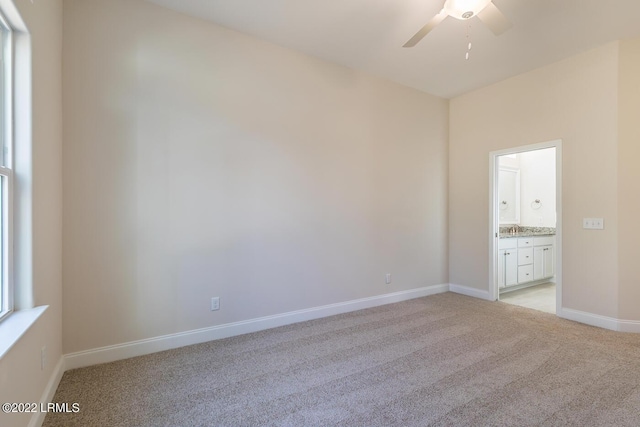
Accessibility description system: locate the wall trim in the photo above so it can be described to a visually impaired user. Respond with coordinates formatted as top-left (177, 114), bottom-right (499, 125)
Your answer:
top-left (449, 283), bottom-right (493, 301)
top-left (488, 140), bottom-right (563, 308)
top-left (558, 308), bottom-right (618, 331)
top-left (64, 284), bottom-right (449, 370)
top-left (62, 286), bottom-right (640, 372)
top-left (556, 307), bottom-right (640, 332)
top-left (617, 319), bottom-right (640, 333)
top-left (0, 305), bottom-right (47, 360)
top-left (28, 355), bottom-right (65, 427)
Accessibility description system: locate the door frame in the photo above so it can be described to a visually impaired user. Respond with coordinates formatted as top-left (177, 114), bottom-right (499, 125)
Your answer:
top-left (488, 140), bottom-right (563, 313)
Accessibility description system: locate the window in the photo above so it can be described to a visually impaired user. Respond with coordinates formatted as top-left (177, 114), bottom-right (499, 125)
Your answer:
top-left (0, 11), bottom-right (12, 322)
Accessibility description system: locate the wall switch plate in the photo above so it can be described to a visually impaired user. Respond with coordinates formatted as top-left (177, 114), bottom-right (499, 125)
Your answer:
top-left (210, 297), bottom-right (220, 311)
top-left (385, 273), bottom-right (391, 284)
top-left (583, 218), bottom-right (604, 230)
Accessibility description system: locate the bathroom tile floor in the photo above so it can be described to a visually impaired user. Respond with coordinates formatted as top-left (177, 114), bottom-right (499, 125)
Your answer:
top-left (500, 282), bottom-right (556, 314)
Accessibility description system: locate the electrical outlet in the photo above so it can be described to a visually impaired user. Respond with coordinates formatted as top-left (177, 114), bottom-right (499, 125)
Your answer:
top-left (385, 273), bottom-right (391, 284)
top-left (210, 297), bottom-right (220, 311)
top-left (41, 346), bottom-right (47, 370)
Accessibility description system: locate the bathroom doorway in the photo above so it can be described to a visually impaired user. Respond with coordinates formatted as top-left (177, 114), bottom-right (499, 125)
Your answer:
top-left (489, 141), bottom-right (562, 314)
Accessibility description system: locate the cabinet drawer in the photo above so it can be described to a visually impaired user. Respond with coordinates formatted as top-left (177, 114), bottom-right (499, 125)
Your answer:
top-left (534, 236), bottom-right (554, 246)
top-left (518, 238), bottom-right (533, 248)
top-left (499, 238), bottom-right (517, 249)
top-left (518, 264), bottom-right (533, 283)
top-left (518, 248), bottom-right (533, 265)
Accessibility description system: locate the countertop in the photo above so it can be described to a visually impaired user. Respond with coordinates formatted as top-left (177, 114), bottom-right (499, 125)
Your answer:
top-left (499, 232), bottom-right (555, 239)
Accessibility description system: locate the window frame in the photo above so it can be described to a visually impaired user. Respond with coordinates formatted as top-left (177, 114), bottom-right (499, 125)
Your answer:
top-left (0, 9), bottom-right (13, 323)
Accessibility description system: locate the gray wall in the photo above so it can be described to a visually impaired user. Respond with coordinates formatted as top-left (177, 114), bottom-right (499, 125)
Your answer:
top-left (450, 43), bottom-right (620, 317)
top-left (0, 1), bottom-right (63, 426)
top-left (62, 0), bottom-right (449, 353)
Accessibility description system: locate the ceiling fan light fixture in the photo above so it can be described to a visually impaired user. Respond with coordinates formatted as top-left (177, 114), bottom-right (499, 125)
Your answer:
top-left (403, 0), bottom-right (511, 48)
top-left (443, 0), bottom-right (491, 20)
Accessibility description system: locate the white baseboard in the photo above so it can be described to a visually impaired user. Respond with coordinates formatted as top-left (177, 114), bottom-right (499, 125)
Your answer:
top-left (28, 355), bottom-right (65, 427)
top-left (558, 308), bottom-right (618, 331)
top-left (617, 319), bottom-right (640, 333)
top-left (558, 308), bottom-right (640, 333)
top-left (448, 283), bottom-right (493, 301)
top-left (64, 284), bottom-right (449, 370)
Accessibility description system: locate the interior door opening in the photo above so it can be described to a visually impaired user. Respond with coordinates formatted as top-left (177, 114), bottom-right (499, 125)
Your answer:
top-left (489, 141), bottom-right (562, 315)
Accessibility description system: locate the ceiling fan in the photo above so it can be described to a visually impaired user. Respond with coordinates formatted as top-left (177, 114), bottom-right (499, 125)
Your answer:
top-left (403, 0), bottom-right (512, 47)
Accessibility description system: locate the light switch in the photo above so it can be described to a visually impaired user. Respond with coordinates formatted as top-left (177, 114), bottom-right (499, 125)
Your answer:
top-left (583, 218), bottom-right (604, 230)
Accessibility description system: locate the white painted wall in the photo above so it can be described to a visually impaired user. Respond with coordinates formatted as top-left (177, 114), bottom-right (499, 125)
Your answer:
top-left (617, 38), bottom-right (640, 321)
top-left (62, 0), bottom-right (449, 354)
top-left (518, 148), bottom-right (556, 227)
top-left (2, 1), bottom-right (640, 421)
top-left (450, 43), bottom-right (620, 318)
top-left (497, 165), bottom-right (519, 224)
top-left (0, 0), bottom-right (63, 426)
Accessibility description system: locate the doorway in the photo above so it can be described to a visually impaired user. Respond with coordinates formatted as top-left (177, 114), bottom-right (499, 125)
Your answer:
top-left (489, 141), bottom-right (562, 314)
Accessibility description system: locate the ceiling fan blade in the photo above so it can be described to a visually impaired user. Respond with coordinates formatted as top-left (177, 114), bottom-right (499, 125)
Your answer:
top-left (477, 2), bottom-right (512, 36)
top-left (403, 11), bottom-right (447, 48)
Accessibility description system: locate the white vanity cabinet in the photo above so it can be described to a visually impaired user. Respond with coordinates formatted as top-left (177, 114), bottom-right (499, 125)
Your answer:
top-left (533, 236), bottom-right (555, 280)
top-left (517, 238), bottom-right (534, 283)
top-left (498, 239), bottom-right (518, 288)
top-left (499, 235), bottom-right (555, 289)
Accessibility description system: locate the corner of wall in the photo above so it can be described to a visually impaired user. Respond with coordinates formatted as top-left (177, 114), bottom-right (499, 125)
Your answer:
top-left (616, 37), bottom-right (640, 322)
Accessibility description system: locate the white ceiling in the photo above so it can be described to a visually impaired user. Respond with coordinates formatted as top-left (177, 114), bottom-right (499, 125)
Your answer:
top-left (145, 0), bottom-right (640, 98)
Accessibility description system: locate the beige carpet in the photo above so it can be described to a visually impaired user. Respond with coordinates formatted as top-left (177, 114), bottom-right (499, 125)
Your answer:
top-left (44, 292), bottom-right (640, 426)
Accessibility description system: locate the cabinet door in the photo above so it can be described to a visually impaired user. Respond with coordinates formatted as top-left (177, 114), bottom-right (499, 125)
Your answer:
top-left (499, 249), bottom-right (518, 287)
top-left (498, 249), bottom-right (506, 288)
top-left (504, 250), bottom-right (518, 286)
top-left (543, 245), bottom-right (554, 278)
top-left (534, 245), bottom-right (554, 280)
top-left (533, 246), bottom-right (545, 280)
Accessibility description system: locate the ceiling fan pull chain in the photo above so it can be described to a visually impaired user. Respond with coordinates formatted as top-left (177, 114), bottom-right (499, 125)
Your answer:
top-left (465, 23), bottom-right (470, 60)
